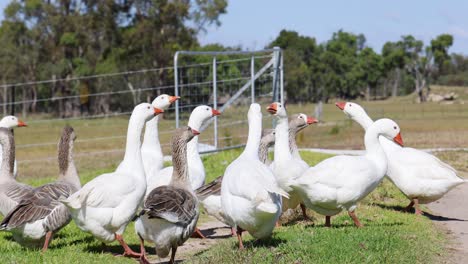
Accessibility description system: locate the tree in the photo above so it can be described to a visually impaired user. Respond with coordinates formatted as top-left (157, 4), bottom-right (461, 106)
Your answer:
top-left (357, 47), bottom-right (383, 100)
top-left (382, 41), bottom-right (406, 97)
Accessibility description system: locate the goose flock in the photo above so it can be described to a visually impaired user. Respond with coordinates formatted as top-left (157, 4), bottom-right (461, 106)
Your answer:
top-left (0, 95), bottom-right (465, 264)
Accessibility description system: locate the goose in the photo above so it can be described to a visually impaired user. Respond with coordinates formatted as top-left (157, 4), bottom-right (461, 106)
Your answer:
top-left (267, 103), bottom-right (317, 220)
top-left (0, 115), bottom-right (27, 179)
top-left (141, 94), bottom-right (179, 182)
top-left (61, 103), bottom-right (163, 258)
top-left (221, 103), bottom-right (288, 249)
top-left (194, 128), bottom-right (276, 237)
top-left (292, 118), bottom-right (404, 227)
top-left (146, 105), bottom-right (221, 194)
top-left (336, 102), bottom-right (466, 214)
top-left (0, 126), bottom-right (81, 251)
top-left (0, 128), bottom-right (33, 216)
top-left (135, 126), bottom-right (200, 264)
top-left (196, 114), bottom-right (315, 230)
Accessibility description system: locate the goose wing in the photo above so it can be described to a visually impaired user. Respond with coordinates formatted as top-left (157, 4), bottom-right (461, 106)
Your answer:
top-left (0, 183), bottom-right (74, 230)
top-left (140, 185), bottom-right (197, 226)
top-left (195, 176), bottom-right (222, 199)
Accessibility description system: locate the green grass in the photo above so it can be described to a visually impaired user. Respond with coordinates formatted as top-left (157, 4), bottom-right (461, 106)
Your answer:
top-left (0, 149), bottom-right (448, 263)
top-left (188, 151), bottom-right (446, 264)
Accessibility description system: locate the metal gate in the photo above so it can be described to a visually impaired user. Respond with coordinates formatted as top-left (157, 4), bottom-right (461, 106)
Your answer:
top-left (173, 47), bottom-right (283, 152)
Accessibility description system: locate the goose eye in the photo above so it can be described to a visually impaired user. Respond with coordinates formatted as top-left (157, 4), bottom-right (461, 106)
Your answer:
top-left (393, 126), bottom-right (397, 130)
top-left (147, 106), bottom-right (150, 109)
top-left (206, 108), bottom-right (209, 111)
top-left (11, 118), bottom-right (14, 120)
top-left (349, 104), bottom-right (352, 107)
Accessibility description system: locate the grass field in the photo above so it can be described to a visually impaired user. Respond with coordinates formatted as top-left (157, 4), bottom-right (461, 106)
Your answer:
top-left (0, 85), bottom-right (466, 263)
top-left (0, 150), bottom-right (447, 263)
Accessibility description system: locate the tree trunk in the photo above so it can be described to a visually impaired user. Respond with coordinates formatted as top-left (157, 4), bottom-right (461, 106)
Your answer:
top-left (22, 87), bottom-right (27, 118)
top-left (2, 81), bottom-right (7, 116)
top-left (383, 79), bottom-right (388, 99)
top-left (365, 84), bottom-right (370, 101)
top-left (391, 68), bottom-right (400, 97)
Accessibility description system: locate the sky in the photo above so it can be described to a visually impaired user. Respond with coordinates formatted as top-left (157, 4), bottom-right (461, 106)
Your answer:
top-left (198, 0), bottom-right (468, 54)
top-left (1, 0), bottom-right (467, 54)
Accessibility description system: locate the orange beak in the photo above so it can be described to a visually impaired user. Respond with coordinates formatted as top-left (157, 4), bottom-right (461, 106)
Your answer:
top-left (335, 102), bottom-right (346, 110)
top-left (154, 107), bottom-right (164, 115)
top-left (169, 96), bottom-right (180, 103)
top-left (192, 129), bottom-right (200, 136)
top-left (267, 103), bottom-right (277, 114)
top-left (393, 133), bottom-right (404, 147)
top-left (17, 120), bottom-right (27, 127)
top-left (212, 109), bottom-right (221, 116)
top-left (307, 117), bottom-right (318, 125)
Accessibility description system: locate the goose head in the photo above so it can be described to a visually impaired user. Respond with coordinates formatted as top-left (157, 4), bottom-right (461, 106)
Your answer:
top-left (151, 94), bottom-right (180, 111)
top-left (336, 102), bottom-right (367, 119)
top-left (260, 128), bottom-right (275, 145)
top-left (267, 102), bottom-right (287, 119)
top-left (290, 113), bottom-right (318, 132)
top-left (188, 105), bottom-right (221, 133)
top-left (176, 126), bottom-right (200, 145)
top-left (248, 103), bottom-right (262, 120)
top-left (135, 103), bottom-right (164, 122)
top-left (0, 116), bottom-right (27, 128)
top-left (373, 118), bottom-right (404, 147)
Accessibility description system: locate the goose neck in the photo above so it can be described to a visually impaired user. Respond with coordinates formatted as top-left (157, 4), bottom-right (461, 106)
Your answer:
top-left (243, 116), bottom-right (262, 159)
top-left (274, 118), bottom-right (293, 162)
top-left (353, 113), bottom-right (374, 131)
top-left (0, 135), bottom-right (14, 181)
top-left (258, 138), bottom-right (273, 164)
top-left (289, 127), bottom-right (300, 158)
top-left (120, 113), bottom-right (146, 173)
top-left (57, 143), bottom-right (81, 189)
top-left (170, 138), bottom-right (191, 189)
top-left (364, 125), bottom-right (387, 173)
top-left (143, 116), bottom-right (161, 148)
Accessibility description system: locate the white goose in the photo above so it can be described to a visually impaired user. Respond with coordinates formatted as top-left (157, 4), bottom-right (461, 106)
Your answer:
top-left (1, 126), bottom-right (81, 252)
top-left (195, 128), bottom-right (277, 237)
top-left (135, 126), bottom-right (200, 264)
top-left (292, 118), bottom-right (403, 227)
top-left (267, 103), bottom-right (317, 219)
top-left (0, 115), bottom-right (27, 179)
top-left (0, 128), bottom-right (33, 216)
top-left (61, 103), bottom-right (163, 258)
top-left (146, 105), bottom-right (220, 194)
top-left (336, 101), bottom-right (466, 214)
top-left (141, 94), bottom-right (179, 182)
top-left (221, 103), bottom-right (288, 249)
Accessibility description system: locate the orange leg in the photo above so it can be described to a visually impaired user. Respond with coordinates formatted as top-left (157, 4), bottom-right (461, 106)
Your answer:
top-left (231, 227), bottom-right (236, 237)
top-left (236, 226), bottom-right (244, 250)
top-left (325, 216), bottom-right (331, 227)
top-left (115, 233), bottom-right (141, 258)
top-left (348, 211), bottom-right (363, 228)
top-left (41, 231), bottom-right (53, 253)
top-left (191, 227), bottom-right (206, 239)
top-left (138, 235), bottom-right (150, 264)
top-left (414, 198), bottom-right (423, 215)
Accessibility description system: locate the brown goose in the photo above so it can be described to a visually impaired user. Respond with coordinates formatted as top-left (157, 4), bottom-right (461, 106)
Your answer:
top-left (0, 126), bottom-right (81, 251)
top-left (135, 126), bottom-right (200, 264)
top-left (0, 128), bottom-right (33, 216)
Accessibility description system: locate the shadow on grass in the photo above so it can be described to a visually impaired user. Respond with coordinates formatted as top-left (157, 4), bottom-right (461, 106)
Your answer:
top-left (242, 236), bottom-right (287, 248)
top-left (305, 221), bottom-right (404, 229)
top-left (198, 226), bottom-right (233, 239)
top-left (84, 242), bottom-right (142, 256)
top-left (375, 203), bottom-right (468, 221)
top-left (423, 211), bottom-right (468, 222)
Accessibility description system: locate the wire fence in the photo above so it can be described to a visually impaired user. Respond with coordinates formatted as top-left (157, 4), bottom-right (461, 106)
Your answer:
top-left (7, 49), bottom-right (282, 179)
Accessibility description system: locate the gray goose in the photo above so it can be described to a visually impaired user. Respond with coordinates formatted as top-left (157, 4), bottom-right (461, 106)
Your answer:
top-left (0, 125), bottom-right (81, 251)
top-left (0, 128), bottom-right (33, 216)
top-left (135, 126), bottom-right (200, 264)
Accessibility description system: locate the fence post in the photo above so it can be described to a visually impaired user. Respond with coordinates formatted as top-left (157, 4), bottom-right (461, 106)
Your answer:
top-left (213, 57), bottom-right (218, 149)
top-left (251, 56), bottom-right (255, 104)
top-left (174, 52), bottom-right (180, 128)
top-left (10, 85), bottom-right (15, 116)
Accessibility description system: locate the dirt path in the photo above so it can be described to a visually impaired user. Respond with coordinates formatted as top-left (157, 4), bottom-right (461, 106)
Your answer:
top-left (147, 218), bottom-right (232, 263)
top-left (427, 173), bottom-right (468, 264)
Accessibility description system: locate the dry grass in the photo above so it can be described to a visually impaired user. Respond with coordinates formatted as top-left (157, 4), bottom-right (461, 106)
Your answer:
top-left (11, 86), bottom-right (468, 180)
